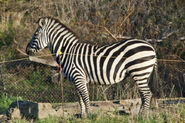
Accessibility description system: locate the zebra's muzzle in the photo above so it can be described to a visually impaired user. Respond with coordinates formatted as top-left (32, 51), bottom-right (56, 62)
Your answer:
top-left (26, 43), bottom-right (34, 56)
top-left (26, 49), bottom-right (34, 56)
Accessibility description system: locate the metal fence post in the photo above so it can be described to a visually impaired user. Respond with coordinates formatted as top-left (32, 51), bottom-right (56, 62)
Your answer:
top-left (0, 64), bottom-right (7, 98)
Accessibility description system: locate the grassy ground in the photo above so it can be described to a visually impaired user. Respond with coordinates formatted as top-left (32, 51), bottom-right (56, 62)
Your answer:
top-left (8, 105), bottom-right (185, 123)
top-left (0, 96), bottom-right (184, 123)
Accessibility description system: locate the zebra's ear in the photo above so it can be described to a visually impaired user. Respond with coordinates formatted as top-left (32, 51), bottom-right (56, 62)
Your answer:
top-left (38, 18), bottom-right (46, 28)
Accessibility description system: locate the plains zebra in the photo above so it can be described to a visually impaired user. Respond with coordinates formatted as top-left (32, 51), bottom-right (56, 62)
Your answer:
top-left (26, 17), bottom-right (157, 118)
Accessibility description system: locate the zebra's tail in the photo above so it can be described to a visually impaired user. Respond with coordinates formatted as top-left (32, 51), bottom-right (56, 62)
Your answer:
top-left (154, 60), bottom-right (158, 83)
top-left (149, 59), bottom-right (160, 97)
top-left (149, 59), bottom-right (161, 108)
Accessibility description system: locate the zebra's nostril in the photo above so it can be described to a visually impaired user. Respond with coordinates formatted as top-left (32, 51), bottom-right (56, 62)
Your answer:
top-left (26, 49), bottom-right (31, 55)
top-left (26, 50), bottom-right (31, 55)
top-left (26, 50), bottom-right (34, 56)
top-left (26, 46), bottom-right (34, 55)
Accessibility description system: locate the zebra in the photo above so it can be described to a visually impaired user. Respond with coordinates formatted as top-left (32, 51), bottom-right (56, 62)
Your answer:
top-left (26, 17), bottom-right (157, 118)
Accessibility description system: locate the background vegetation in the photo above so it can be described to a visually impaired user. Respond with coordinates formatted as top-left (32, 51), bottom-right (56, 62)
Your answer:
top-left (0, 0), bottom-right (184, 114)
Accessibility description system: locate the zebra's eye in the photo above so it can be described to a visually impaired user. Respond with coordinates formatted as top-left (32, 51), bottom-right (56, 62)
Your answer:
top-left (35, 31), bottom-right (38, 35)
top-left (34, 28), bottom-right (42, 36)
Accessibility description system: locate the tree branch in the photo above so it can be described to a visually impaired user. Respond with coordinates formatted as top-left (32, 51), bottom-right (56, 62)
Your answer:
top-left (29, 56), bottom-right (58, 67)
top-left (16, 48), bottom-right (58, 68)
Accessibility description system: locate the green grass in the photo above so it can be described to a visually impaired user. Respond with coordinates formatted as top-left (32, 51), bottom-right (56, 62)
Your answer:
top-left (10, 114), bottom-right (129, 123)
top-left (1, 96), bottom-right (184, 123)
top-left (0, 95), bottom-right (22, 114)
top-left (8, 104), bottom-right (185, 123)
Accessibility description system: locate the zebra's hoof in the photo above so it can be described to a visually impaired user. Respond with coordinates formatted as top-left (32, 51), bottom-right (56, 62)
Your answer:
top-left (139, 109), bottom-right (151, 118)
top-left (81, 113), bottom-right (87, 119)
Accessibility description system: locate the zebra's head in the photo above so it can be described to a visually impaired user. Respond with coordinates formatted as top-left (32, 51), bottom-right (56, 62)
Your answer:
top-left (26, 17), bottom-right (50, 55)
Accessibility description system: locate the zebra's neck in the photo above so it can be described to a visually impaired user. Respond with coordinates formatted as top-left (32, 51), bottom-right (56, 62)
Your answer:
top-left (48, 23), bottom-right (79, 57)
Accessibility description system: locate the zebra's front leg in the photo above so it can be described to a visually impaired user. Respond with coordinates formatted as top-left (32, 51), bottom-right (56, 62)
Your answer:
top-left (75, 81), bottom-right (90, 118)
top-left (76, 90), bottom-right (87, 118)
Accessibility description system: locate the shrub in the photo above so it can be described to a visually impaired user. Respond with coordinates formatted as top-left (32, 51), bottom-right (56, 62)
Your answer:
top-left (21, 68), bottom-right (51, 91)
top-left (0, 25), bottom-right (15, 49)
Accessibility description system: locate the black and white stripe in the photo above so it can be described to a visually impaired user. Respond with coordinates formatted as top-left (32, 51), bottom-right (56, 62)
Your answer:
top-left (26, 17), bottom-right (157, 117)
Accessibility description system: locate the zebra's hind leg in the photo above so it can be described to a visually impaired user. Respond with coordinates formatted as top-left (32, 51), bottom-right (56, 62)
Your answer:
top-left (136, 79), bottom-right (153, 115)
top-left (75, 81), bottom-right (90, 118)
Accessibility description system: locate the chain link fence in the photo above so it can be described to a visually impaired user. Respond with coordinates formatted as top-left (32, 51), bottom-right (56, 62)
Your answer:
top-left (0, 57), bottom-right (184, 103)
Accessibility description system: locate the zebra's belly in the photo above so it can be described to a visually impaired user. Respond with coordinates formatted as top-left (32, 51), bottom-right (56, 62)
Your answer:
top-left (88, 67), bottom-right (127, 85)
top-left (84, 55), bottom-right (127, 85)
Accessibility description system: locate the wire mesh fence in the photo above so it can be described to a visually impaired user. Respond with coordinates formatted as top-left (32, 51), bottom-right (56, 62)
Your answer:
top-left (0, 58), bottom-right (134, 103)
top-left (0, 56), bottom-right (184, 103)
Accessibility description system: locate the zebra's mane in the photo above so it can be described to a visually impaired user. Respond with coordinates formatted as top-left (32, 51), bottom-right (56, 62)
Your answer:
top-left (38, 16), bottom-right (79, 40)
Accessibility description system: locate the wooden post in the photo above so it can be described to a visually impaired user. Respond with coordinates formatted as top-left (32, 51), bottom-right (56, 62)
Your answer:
top-left (59, 54), bottom-right (64, 118)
